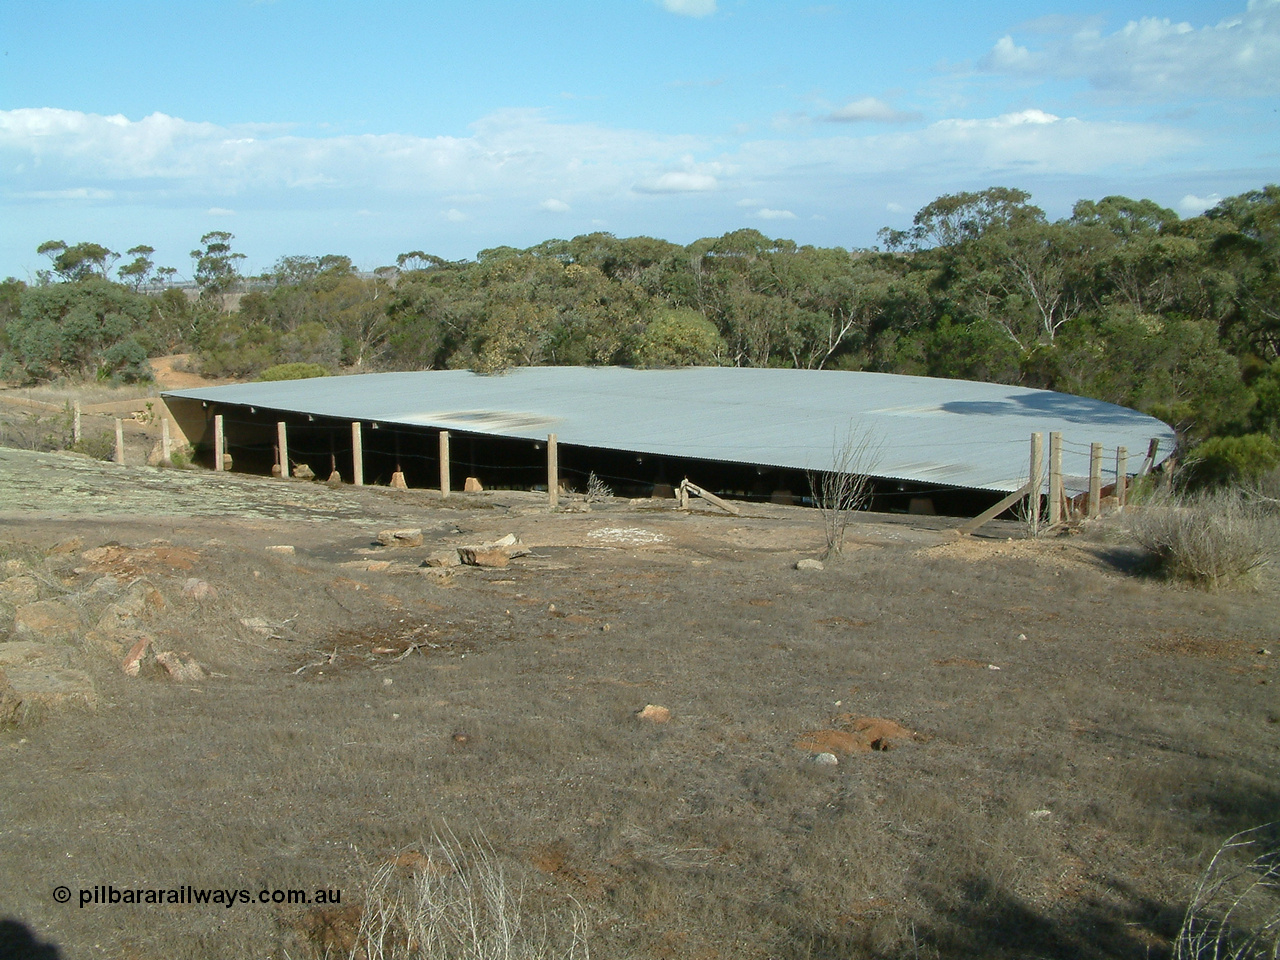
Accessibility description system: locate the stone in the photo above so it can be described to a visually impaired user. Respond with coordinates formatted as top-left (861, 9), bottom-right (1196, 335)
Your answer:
top-left (1, 665), bottom-right (97, 715)
top-left (457, 548), bottom-right (509, 568)
top-left (155, 651), bottom-right (206, 683)
top-left (122, 636), bottom-right (152, 676)
top-left (292, 462), bottom-right (315, 480)
top-left (377, 528), bottom-right (424, 548)
top-left (239, 617), bottom-right (273, 636)
top-left (266, 545), bottom-right (296, 555)
top-left (46, 537), bottom-right (84, 556)
top-left (636, 704), bottom-right (671, 723)
top-left (811, 752), bottom-right (839, 766)
top-left (0, 575), bottom-right (40, 605)
top-left (96, 602), bottom-right (142, 637)
top-left (0, 642), bottom-right (68, 667)
top-left (389, 471), bottom-right (408, 490)
top-left (0, 669), bottom-right (20, 724)
top-left (423, 550), bottom-right (461, 568)
top-left (464, 477), bottom-right (483, 493)
top-left (796, 558), bottom-right (824, 571)
top-left (13, 600), bottom-right (81, 639)
top-left (327, 470), bottom-right (343, 484)
top-left (181, 578), bottom-right (218, 600)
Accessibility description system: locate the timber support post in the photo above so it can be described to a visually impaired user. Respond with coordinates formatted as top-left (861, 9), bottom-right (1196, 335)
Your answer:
top-left (439, 430), bottom-right (450, 498)
top-left (73, 401), bottom-right (82, 445)
top-left (277, 421), bottom-right (289, 478)
top-left (547, 434), bottom-right (559, 508)
top-left (214, 414), bottom-right (225, 472)
top-left (680, 479), bottom-right (740, 516)
top-left (1138, 438), bottom-right (1160, 477)
top-left (1116, 446), bottom-right (1128, 509)
top-left (161, 417), bottom-right (172, 464)
top-left (113, 419), bottom-right (124, 465)
top-left (351, 422), bottom-right (363, 486)
top-left (1029, 432), bottom-right (1044, 534)
top-left (1089, 442), bottom-right (1103, 518)
top-left (1048, 432), bottom-right (1063, 525)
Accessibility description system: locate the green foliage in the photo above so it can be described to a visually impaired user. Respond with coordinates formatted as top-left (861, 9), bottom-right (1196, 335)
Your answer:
top-left (636, 308), bottom-right (724, 367)
top-left (255, 362), bottom-right (331, 382)
top-left (1179, 434), bottom-right (1280, 490)
top-left (190, 231), bottom-right (246, 296)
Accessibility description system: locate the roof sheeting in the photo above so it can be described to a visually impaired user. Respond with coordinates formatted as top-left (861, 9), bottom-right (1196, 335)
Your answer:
top-left (164, 367), bottom-right (1175, 494)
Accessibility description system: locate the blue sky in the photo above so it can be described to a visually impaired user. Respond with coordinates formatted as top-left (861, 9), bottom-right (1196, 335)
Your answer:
top-left (2, 0), bottom-right (1277, 280)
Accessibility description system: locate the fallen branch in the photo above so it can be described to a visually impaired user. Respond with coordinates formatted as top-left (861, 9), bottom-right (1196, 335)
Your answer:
top-left (294, 647), bottom-right (337, 675)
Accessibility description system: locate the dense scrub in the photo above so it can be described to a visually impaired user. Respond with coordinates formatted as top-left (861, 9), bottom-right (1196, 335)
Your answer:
top-left (3, 185), bottom-right (1279, 479)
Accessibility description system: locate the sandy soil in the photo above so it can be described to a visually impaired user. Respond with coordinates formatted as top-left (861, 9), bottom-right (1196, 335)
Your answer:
top-left (0, 448), bottom-right (1277, 960)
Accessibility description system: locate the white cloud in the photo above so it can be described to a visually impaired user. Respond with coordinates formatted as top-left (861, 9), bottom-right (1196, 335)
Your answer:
top-left (756, 208), bottom-right (797, 220)
top-left (826, 97), bottom-right (920, 123)
top-left (1178, 193), bottom-right (1222, 215)
top-left (736, 197), bottom-right (762, 207)
top-left (206, 207), bottom-right (235, 216)
top-left (659, 0), bottom-right (716, 17)
top-left (16, 187), bottom-right (113, 201)
top-left (443, 209), bottom-right (467, 222)
top-left (978, 0), bottom-right (1280, 97)
top-left (885, 202), bottom-right (905, 213)
top-left (539, 198), bottom-right (570, 212)
top-left (634, 171), bottom-right (719, 193)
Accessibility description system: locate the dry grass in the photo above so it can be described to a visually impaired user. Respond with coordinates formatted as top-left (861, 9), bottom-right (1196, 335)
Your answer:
top-left (1175, 821), bottom-right (1280, 960)
top-left (1, 450), bottom-right (1278, 960)
top-left (1126, 490), bottom-right (1278, 588)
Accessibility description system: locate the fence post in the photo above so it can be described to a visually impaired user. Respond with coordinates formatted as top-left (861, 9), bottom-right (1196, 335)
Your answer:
top-left (548, 433), bottom-right (559, 508)
top-left (1116, 446), bottom-right (1128, 509)
top-left (439, 430), bottom-right (450, 498)
top-left (1088, 442), bottom-right (1103, 518)
top-left (351, 422), bottom-right (363, 486)
top-left (1048, 432), bottom-right (1063, 525)
top-left (214, 414), bottom-right (225, 472)
top-left (114, 419), bottom-right (125, 464)
top-left (277, 421), bottom-right (289, 478)
top-left (73, 401), bottom-right (82, 445)
top-left (161, 417), bottom-right (172, 464)
top-left (1029, 432), bottom-right (1044, 533)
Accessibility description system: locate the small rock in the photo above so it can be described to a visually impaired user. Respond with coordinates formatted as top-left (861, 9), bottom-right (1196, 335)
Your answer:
top-left (327, 470), bottom-right (343, 484)
top-left (1017, 633), bottom-right (1028, 641)
top-left (266, 545), bottom-right (296, 555)
top-left (0, 642), bottom-right (68, 667)
top-left (292, 463), bottom-right (315, 480)
top-left (422, 550), bottom-right (461, 568)
top-left (13, 600), bottom-right (82, 639)
top-left (811, 752), bottom-right (839, 766)
top-left (636, 704), bottom-right (671, 723)
top-left (1, 665), bottom-right (97, 713)
top-left (796, 558), bottom-right (824, 571)
top-left (239, 617), bottom-right (273, 636)
top-left (154, 651), bottom-right (206, 683)
top-left (46, 537), bottom-right (84, 556)
top-left (181, 578), bottom-right (217, 600)
top-left (0, 575), bottom-right (40, 604)
top-left (378, 528), bottom-right (424, 548)
top-left (389, 471), bottom-right (409, 490)
top-left (121, 637), bottom-right (152, 677)
top-left (457, 548), bottom-right (509, 568)
top-left (464, 477), bottom-right (483, 493)
top-left (1027, 809), bottom-right (1052, 820)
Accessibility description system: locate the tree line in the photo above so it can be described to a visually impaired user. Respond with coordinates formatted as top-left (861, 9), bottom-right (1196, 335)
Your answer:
top-left (2, 186), bottom-right (1278, 483)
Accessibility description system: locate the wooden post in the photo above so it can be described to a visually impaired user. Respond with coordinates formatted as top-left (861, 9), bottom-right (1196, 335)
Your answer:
top-left (1138, 438), bottom-right (1160, 477)
top-left (113, 418), bottom-right (124, 464)
top-left (1048, 432), bottom-right (1063, 525)
top-left (439, 430), bottom-right (450, 498)
top-left (277, 421), bottom-right (289, 479)
top-left (161, 417), bottom-right (172, 463)
top-left (73, 401), bottom-right (82, 445)
top-left (351, 422), bottom-right (363, 486)
top-left (547, 433), bottom-right (559, 508)
top-left (1029, 432), bottom-right (1044, 532)
top-left (1088, 442), bottom-right (1103, 518)
top-left (1116, 446), bottom-right (1128, 509)
top-left (214, 414), bottom-right (225, 472)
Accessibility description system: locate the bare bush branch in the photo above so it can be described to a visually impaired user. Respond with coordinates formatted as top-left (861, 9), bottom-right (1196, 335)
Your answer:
top-left (1127, 489), bottom-right (1278, 588)
top-left (808, 426), bottom-right (882, 559)
top-left (1175, 821), bottom-right (1280, 960)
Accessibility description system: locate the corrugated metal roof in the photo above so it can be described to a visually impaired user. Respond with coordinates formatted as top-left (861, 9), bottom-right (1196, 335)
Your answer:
top-left (164, 367), bottom-right (1176, 494)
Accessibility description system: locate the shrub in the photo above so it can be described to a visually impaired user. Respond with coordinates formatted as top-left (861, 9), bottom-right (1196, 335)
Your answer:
top-left (255, 362), bottom-right (331, 382)
top-left (341, 832), bottom-right (590, 960)
top-left (1127, 489), bottom-right (1276, 588)
top-left (1180, 434), bottom-right (1280, 490)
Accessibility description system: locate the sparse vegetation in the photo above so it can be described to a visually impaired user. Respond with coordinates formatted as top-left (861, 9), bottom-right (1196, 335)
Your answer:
top-left (584, 471), bottom-right (613, 504)
top-left (1175, 821), bottom-right (1280, 960)
top-left (808, 427), bottom-right (881, 557)
top-left (1127, 489), bottom-right (1277, 588)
